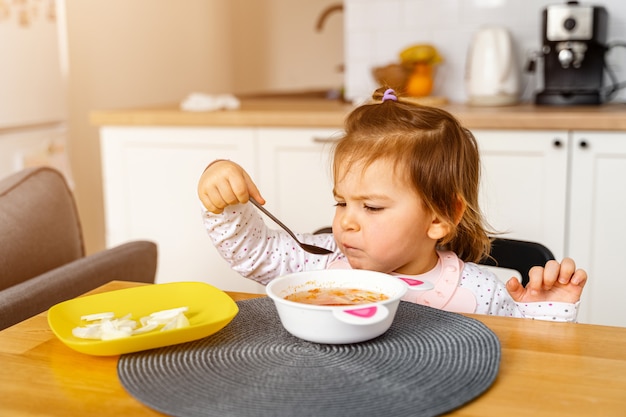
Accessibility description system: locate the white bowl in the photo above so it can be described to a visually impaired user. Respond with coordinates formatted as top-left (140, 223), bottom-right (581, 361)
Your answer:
top-left (266, 269), bottom-right (413, 344)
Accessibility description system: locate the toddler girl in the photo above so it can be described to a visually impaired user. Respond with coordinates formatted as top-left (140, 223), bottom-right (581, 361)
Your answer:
top-left (198, 88), bottom-right (586, 321)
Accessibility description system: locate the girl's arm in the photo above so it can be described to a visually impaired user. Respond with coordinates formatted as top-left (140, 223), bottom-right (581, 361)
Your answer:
top-left (202, 203), bottom-right (339, 285)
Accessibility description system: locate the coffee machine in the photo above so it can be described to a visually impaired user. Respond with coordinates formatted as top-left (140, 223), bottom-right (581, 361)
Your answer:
top-left (535, 1), bottom-right (608, 105)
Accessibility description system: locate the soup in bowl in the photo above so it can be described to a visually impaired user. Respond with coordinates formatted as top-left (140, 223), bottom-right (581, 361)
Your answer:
top-left (266, 269), bottom-right (409, 344)
top-left (284, 287), bottom-right (390, 306)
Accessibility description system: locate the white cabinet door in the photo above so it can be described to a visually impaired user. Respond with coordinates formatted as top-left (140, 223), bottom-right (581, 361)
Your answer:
top-left (256, 127), bottom-right (343, 234)
top-left (100, 126), bottom-right (265, 293)
top-left (568, 131), bottom-right (626, 327)
top-left (472, 130), bottom-right (569, 260)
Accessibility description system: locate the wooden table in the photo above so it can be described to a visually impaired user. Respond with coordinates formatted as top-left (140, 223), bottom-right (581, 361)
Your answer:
top-left (1, 281), bottom-right (625, 416)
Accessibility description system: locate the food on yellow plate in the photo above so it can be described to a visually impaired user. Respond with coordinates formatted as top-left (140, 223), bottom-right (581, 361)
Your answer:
top-left (72, 307), bottom-right (190, 340)
top-left (80, 312), bottom-right (115, 321)
top-left (285, 288), bottom-right (389, 306)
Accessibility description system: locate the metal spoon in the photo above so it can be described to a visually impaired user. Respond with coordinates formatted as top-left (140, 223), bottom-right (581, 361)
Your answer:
top-left (249, 197), bottom-right (333, 255)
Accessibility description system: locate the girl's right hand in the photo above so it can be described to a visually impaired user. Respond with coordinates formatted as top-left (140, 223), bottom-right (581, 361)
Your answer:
top-left (197, 160), bottom-right (265, 214)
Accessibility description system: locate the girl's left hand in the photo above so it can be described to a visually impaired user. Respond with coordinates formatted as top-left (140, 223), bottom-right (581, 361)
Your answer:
top-left (505, 258), bottom-right (587, 304)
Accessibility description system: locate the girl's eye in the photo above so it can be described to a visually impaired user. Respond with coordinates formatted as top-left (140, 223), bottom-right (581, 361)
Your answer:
top-left (333, 202), bottom-right (382, 211)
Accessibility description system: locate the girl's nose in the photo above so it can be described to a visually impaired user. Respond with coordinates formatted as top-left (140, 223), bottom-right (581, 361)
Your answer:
top-left (337, 209), bottom-right (359, 232)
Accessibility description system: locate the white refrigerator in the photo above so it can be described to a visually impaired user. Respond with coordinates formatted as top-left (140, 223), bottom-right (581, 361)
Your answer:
top-left (0, 0), bottom-right (70, 182)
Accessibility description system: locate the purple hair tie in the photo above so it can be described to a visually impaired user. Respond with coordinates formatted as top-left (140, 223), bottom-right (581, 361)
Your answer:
top-left (382, 88), bottom-right (398, 102)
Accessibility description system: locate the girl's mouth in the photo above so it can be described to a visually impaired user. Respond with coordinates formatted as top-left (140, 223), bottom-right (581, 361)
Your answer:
top-left (342, 244), bottom-right (360, 254)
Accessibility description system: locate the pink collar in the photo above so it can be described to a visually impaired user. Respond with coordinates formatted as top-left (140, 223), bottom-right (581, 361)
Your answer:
top-left (395, 251), bottom-right (477, 313)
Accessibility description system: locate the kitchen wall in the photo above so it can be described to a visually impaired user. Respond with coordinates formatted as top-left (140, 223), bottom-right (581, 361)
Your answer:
top-left (230, 0), bottom-right (344, 94)
top-left (64, 0), bottom-right (233, 253)
top-left (344, 0), bottom-right (626, 103)
top-left (63, 0), bottom-right (343, 254)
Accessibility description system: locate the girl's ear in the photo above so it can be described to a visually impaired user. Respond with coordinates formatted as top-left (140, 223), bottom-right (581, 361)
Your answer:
top-left (427, 197), bottom-right (466, 240)
top-left (427, 216), bottom-right (451, 240)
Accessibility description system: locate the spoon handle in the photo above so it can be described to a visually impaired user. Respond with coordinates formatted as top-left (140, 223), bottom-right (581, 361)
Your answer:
top-left (248, 197), bottom-right (300, 242)
top-left (248, 197), bottom-right (333, 255)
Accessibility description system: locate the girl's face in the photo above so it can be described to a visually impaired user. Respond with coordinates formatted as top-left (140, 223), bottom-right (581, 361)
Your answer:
top-left (332, 159), bottom-right (448, 275)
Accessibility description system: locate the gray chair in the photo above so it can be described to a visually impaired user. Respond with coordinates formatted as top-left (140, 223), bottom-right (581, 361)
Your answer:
top-left (313, 227), bottom-right (554, 286)
top-left (0, 167), bottom-right (158, 330)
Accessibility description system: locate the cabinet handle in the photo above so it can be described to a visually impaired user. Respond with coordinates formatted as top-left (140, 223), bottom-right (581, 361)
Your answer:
top-left (553, 139), bottom-right (563, 148)
top-left (579, 140), bottom-right (589, 149)
top-left (312, 136), bottom-right (340, 143)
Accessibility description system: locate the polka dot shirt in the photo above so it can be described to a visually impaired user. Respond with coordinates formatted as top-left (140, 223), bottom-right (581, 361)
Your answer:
top-left (202, 203), bottom-right (578, 322)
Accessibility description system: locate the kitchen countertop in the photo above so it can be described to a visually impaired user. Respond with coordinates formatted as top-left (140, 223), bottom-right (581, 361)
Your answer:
top-left (90, 97), bottom-right (626, 131)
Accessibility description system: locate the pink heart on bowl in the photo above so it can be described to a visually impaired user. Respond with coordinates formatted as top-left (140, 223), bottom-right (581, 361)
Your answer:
top-left (344, 306), bottom-right (378, 318)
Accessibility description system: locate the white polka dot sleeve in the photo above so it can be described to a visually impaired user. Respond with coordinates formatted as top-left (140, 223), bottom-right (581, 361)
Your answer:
top-left (460, 263), bottom-right (579, 322)
top-left (201, 203), bottom-right (341, 285)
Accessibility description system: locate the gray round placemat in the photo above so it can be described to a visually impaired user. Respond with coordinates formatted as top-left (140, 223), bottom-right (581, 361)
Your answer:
top-left (118, 298), bottom-right (500, 417)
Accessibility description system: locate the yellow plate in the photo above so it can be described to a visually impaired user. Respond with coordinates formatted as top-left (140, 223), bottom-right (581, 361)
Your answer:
top-left (48, 282), bottom-right (239, 356)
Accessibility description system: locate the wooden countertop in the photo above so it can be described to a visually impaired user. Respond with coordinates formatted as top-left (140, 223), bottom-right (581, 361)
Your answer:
top-left (90, 97), bottom-right (626, 131)
top-left (91, 98), bottom-right (351, 129)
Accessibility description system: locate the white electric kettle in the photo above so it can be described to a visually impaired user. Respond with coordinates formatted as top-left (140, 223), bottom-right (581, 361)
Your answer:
top-left (465, 25), bottom-right (521, 106)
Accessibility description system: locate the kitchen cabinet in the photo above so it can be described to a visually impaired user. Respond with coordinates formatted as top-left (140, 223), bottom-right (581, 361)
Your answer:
top-left (568, 131), bottom-right (626, 327)
top-left (473, 130), bottom-right (569, 261)
top-left (256, 127), bottom-right (342, 233)
top-left (1, 3), bottom-right (67, 181)
top-left (474, 129), bottom-right (626, 327)
top-left (99, 126), bottom-right (342, 294)
top-left (100, 126), bottom-right (264, 293)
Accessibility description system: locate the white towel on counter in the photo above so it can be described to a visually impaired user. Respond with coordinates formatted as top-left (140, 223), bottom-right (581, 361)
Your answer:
top-left (180, 93), bottom-right (240, 112)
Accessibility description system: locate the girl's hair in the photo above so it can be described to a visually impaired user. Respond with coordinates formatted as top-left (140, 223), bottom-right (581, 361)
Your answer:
top-left (332, 87), bottom-right (492, 263)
